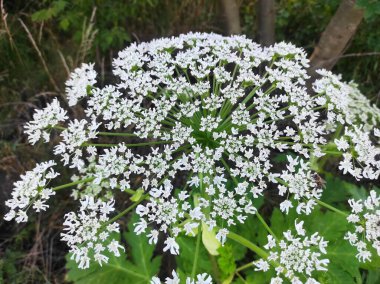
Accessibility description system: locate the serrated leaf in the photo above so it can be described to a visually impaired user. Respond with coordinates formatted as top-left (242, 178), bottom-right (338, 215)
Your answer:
top-left (217, 245), bottom-right (236, 280)
top-left (326, 240), bottom-right (360, 279)
top-left (66, 214), bottom-right (161, 284)
top-left (125, 214), bottom-right (162, 278)
top-left (318, 263), bottom-right (355, 284)
top-left (66, 251), bottom-right (152, 284)
top-left (307, 210), bottom-right (348, 240)
top-left (176, 235), bottom-right (213, 276)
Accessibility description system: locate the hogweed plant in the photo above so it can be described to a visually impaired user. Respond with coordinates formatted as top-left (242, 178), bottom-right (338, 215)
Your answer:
top-left (4, 33), bottom-right (380, 283)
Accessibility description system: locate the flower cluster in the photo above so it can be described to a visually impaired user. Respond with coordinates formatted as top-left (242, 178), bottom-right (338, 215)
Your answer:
top-left (4, 160), bottom-right (58, 222)
top-left (345, 190), bottom-right (380, 262)
top-left (65, 63), bottom-right (97, 106)
top-left (278, 156), bottom-right (323, 215)
top-left (255, 220), bottom-right (329, 284)
top-left (151, 270), bottom-right (212, 284)
top-left (61, 196), bottom-right (124, 269)
top-left (24, 98), bottom-right (67, 144)
top-left (313, 70), bottom-right (380, 180)
top-left (4, 32), bottom-right (380, 275)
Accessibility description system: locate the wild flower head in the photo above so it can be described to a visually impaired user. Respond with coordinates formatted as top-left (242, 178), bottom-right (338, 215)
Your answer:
top-left (4, 33), bottom-right (380, 281)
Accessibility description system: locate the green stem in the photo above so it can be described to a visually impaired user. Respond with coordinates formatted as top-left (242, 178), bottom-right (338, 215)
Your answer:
top-left (256, 211), bottom-right (278, 241)
top-left (236, 261), bottom-right (255, 272)
top-left (227, 231), bottom-right (269, 259)
top-left (82, 143), bottom-right (117, 147)
top-left (82, 141), bottom-right (172, 148)
top-left (322, 150), bottom-right (343, 156)
top-left (228, 232), bottom-right (285, 277)
top-left (315, 199), bottom-right (348, 217)
top-left (221, 157), bottom-right (278, 240)
top-left (191, 171), bottom-right (204, 278)
top-left (97, 131), bottom-right (137, 137)
top-left (106, 194), bottom-right (149, 225)
top-left (52, 177), bottom-right (94, 191)
top-left (191, 224), bottom-right (202, 279)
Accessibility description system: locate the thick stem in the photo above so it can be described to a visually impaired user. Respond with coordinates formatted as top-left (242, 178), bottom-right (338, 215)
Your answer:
top-left (227, 231), bottom-right (269, 259)
top-left (257, 0), bottom-right (276, 46)
top-left (309, 0), bottom-right (364, 74)
top-left (220, 0), bottom-right (241, 35)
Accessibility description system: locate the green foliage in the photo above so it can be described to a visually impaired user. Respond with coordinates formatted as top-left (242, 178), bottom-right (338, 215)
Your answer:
top-left (176, 235), bottom-right (214, 277)
top-left (31, 0), bottom-right (67, 22)
top-left (30, 0), bottom-right (138, 52)
top-left (357, 0), bottom-right (380, 21)
top-left (244, 270), bottom-right (275, 284)
top-left (65, 214), bottom-right (161, 284)
top-left (217, 245), bottom-right (236, 281)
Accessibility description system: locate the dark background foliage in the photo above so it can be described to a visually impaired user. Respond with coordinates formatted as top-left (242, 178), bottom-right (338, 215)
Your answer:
top-left (0, 0), bottom-right (379, 283)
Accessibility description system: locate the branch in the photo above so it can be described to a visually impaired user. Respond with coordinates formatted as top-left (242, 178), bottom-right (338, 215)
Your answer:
top-left (257, 0), bottom-right (275, 46)
top-left (309, 0), bottom-right (364, 74)
top-left (220, 0), bottom-right (241, 35)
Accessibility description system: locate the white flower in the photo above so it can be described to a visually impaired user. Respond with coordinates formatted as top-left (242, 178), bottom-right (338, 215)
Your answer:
top-left (279, 156), bottom-right (323, 215)
top-left (151, 270), bottom-right (213, 284)
top-left (256, 222), bottom-right (329, 283)
top-left (24, 98), bottom-right (67, 144)
top-left (108, 240), bottom-right (125, 257)
top-left (65, 63), bottom-right (97, 106)
top-left (345, 190), bottom-right (380, 262)
top-left (280, 200), bottom-right (293, 214)
top-left (61, 196), bottom-right (123, 269)
top-left (294, 219), bottom-right (306, 236)
top-left (4, 160), bottom-right (58, 222)
top-left (216, 228), bottom-right (229, 245)
top-left (254, 259), bottom-right (270, 272)
top-left (163, 237), bottom-right (180, 255)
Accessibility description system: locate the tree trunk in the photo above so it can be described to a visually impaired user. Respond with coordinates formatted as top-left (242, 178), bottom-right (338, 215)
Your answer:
top-left (309, 0), bottom-right (364, 74)
top-left (257, 0), bottom-right (275, 46)
top-left (220, 0), bottom-right (241, 35)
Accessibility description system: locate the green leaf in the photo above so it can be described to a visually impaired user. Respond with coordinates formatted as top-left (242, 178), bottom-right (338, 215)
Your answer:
top-left (217, 245), bottom-right (236, 280)
top-left (176, 235), bottom-right (213, 276)
top-left (321, 174), bottom-right (353, 203)
top-left (66, 214), bottom-right (161, 284)
top-left (307, 210), bottom-right (348, 240)
top-left (357, 0), bottom-right (380, 21)
top-left (66, 250), bottom-right (152, 284)
top-left (125, 214), bottom-right (162, 278)
top-left (130, 189), bottom-right (144, 202)
top-left (244, 270), bottom-right (275, 284)
top-left (31, 0), bottom-right (67, 22)
top-left (366, 270), bottom-right (380, 284)
top-left (318, 263), bottom-right (356, 284)
top-left (326, 241), bottom-right (360, 279)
